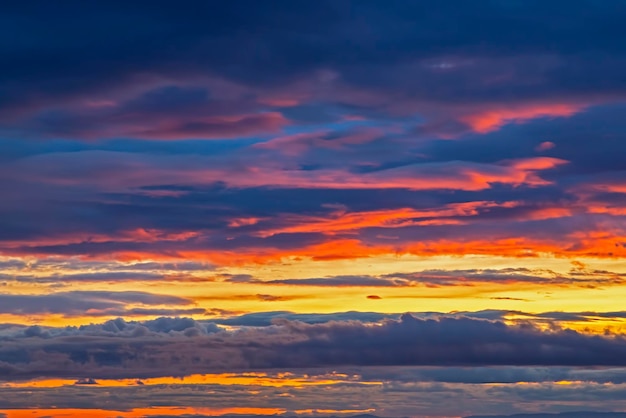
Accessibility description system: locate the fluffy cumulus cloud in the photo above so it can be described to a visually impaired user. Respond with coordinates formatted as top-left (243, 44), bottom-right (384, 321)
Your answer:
top-left (3, 314), bottom-right (626, 383)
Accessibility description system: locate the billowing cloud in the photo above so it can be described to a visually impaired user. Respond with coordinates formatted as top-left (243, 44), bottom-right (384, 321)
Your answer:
top-left (2, 314), bottom-right (626, 383)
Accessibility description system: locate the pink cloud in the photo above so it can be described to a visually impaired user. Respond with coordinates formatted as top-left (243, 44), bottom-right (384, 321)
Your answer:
top-left (6, 153), bottom-right (568, 193)
top-left (130, 112), bottom-right (288, 140)
top-left (256, 128), bottom-right (384, 156)
top-left (462, 104), bottom-right (583, 133)
top-left (535, 141), bottom-right (556, 152)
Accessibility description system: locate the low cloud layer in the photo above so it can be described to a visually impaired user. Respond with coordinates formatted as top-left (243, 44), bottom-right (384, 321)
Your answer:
top-left (2, 314), bottom-right (626, 381)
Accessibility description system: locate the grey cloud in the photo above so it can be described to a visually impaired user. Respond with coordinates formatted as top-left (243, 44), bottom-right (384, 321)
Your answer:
top-left (466, 412), bottom-right (626, 418)
top-left (4, 271), bottom-right (170, 284)
top-left (2, 314), bottom-right (626, 382)
top-left (0, 291), bottom-right (193, 317)
top-left (213, 311), bottom-right (394, 327)
top-left (267, 275), bottom-right (406, 287)
top-left (0, 260), bottom-right (26, 269)
top-left (73, 316), bottom-right (221, 337)
top-left (0, 259), bottom-right (217, 285)
top-left (356, 365), bottom-right (626, 385)
top-left (1, 377), bottom-right (626, 417)
top-left (62, 291), bottom-right (190, 305)
top-left (9, 267), bottom-right (616, 288)
top-left (264, 267), bottom-right (624, 288)
top-left (74, 377), bottom-right (98, 385)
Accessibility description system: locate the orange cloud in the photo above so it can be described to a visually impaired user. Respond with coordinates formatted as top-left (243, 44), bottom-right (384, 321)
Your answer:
top-left (98, 227), bottom-right (626, 267)
top-left (2, 371), bottom-right (365, 389)
top-left (1, 407), bottom-right (285, 418)
top-left (255, 201), bottom-right (515, 237)
top-left (587, 206), bottom-right (626, 216)
top-left (403, 233), bottom-right (626, 259)
top-left (107, 238), bottom-right (394, 265)
top-left (462, 104), bottom-right (583, 133)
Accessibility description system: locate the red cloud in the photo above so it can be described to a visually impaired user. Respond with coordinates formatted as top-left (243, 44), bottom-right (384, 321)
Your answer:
top-left (462, 104), bottom-right (583, 133)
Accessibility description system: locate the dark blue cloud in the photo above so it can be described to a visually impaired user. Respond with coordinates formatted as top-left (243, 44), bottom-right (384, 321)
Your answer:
top-left (2, 1), bottom-right (626, 140)
top-left (213, 311), bottom-right (393, 326)
top-left (4, 314), bottom-right (626, 382)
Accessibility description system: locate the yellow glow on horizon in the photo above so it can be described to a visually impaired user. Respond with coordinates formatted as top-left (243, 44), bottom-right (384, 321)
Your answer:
top-left (0, 253), bottom-right (625, 328)
top-left (0, 372), bottom-right (381, 389)
top-left (0, 407), bottom-right (286, 418)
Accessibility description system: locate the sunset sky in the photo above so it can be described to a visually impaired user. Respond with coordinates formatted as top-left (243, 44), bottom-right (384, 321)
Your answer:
top-left (2, 1), bottom-right (626, 417)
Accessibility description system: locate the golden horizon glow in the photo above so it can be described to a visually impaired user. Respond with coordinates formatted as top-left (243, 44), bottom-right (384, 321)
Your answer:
top-left (0, 372), bottom-right (381, 389)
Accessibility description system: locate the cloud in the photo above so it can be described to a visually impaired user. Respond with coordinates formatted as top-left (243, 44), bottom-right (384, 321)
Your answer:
top-left (2, 98), bottom-right (626, 265)
top-left (465, 412), bottom-right (626, 418)
top-left (2, 314), bottom-right (626, 382)
top-left (2, 3), bottom-right (626, 417)
top-left (212, 311), bottom-right (393, 327)
top-left (3, 373), bottom-right (626, 417)
top-left (461, 104), bottom-right (583, 133)
top-left (2, 2), bottom-right (626, 136)
top-left (74, 377), bottom-right (98, 385)
top-left (262, 267), bottom-right (625, 288)
top-left (536, 141), bottom-right (556, 152)
top-left (1, 151), bottom-right (568, 192)
top-left (0, 1), bottom-right (625, 166)
top-left (0, 291), bottom-right (195, 317)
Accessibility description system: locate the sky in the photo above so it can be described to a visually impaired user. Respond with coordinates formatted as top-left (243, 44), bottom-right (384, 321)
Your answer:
top-left (1, 1), bottom-right (626, 417)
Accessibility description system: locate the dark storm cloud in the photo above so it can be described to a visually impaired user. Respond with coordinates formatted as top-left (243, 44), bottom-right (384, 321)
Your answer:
top-left (3, 314), bottom-right (626, 381)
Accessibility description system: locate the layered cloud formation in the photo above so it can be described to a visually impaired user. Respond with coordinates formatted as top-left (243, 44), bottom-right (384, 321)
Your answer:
top-left (2, 1), bottom-right (626, 417)
top-left (3, 313), bottom-right (626, 381)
